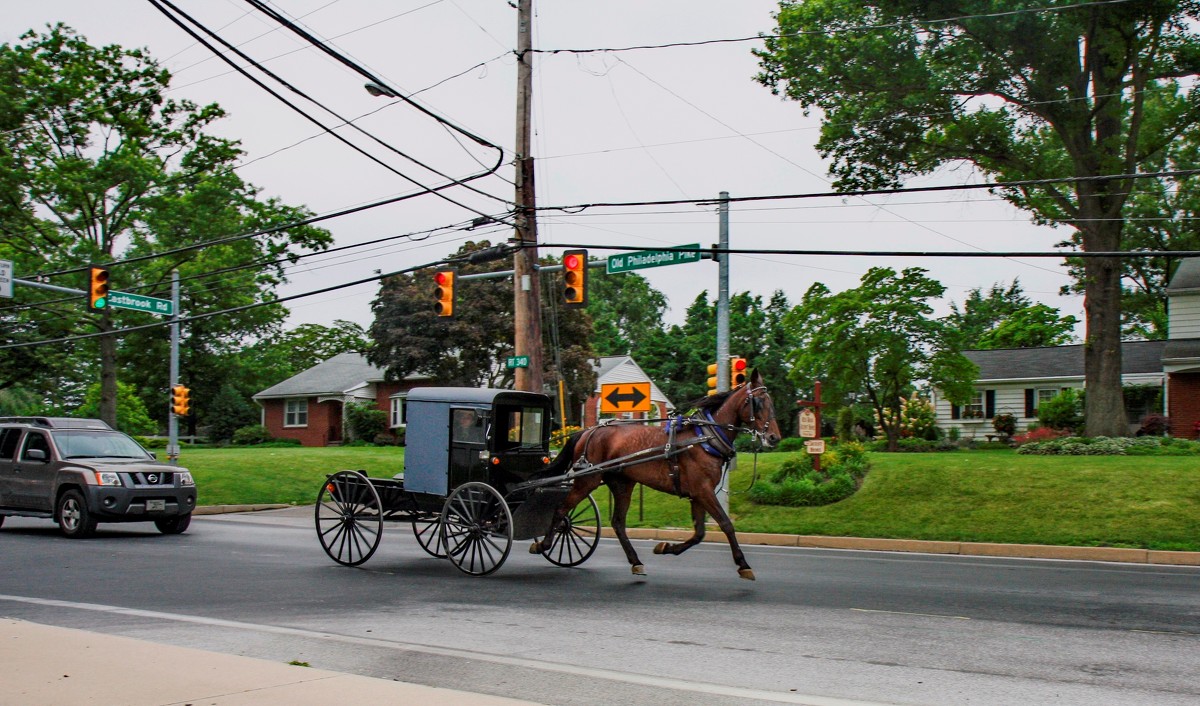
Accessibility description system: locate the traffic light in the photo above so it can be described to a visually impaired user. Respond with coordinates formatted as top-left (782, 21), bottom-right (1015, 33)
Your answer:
top-left (731, 357), bottom-right (748, 386)
top-left (87, 266), bottom-right (110, 311)
top-left (706, 362), bottom-right (719, 396)
top-left (171, 385), bottom-right (190, 416)
top-left (434, 269), bottom-right (455, 317)
top-left (562, 249), bottom-right (588, 308)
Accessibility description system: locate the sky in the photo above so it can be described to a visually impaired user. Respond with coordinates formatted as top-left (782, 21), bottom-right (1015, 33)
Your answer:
top-left (4, 0), bottom-right (1084, 335)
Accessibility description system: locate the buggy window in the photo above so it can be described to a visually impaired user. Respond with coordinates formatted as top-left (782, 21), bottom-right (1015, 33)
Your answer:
top-left (495, 405), bottom-right (545, 450)
top-left (451, 408), bottom-right (486, 445)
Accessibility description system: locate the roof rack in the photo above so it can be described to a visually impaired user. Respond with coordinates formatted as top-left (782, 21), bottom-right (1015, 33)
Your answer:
top-left (0, 417), bottom-right (113, 430)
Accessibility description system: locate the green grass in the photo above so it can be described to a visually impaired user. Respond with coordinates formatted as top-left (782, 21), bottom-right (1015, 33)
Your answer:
top-left (179, 446), bottom-right (1200, 551)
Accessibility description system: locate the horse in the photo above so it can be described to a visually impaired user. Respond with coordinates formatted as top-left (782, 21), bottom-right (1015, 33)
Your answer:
top-left (531, 369), bottom-right (782, 580)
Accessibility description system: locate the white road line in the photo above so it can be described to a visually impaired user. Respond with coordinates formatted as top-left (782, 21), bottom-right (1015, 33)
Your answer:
top-left (0, 593), bottom-right (893, 706)
top-left (850, 608), bottom-right (971, 620)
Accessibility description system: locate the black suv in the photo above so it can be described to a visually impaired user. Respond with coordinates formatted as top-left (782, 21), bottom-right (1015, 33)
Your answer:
top-left (0, 417), bottom-right (197, 537)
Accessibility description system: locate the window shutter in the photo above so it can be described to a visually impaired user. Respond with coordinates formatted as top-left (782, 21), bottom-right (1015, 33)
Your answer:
top-left (951, 404), bottom-right (961, 420)
top-left (1025, 389), bottom-right (1035, 418)
top-left (985, 390), bottom-right (996, 418)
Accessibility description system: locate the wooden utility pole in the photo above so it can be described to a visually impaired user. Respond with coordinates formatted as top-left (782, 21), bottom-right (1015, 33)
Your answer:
top-left (513, 0), bottom-right (543, 393)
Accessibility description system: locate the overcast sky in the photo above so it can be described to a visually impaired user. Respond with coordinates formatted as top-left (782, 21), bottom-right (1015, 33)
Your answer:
top-left (5, 0), bottom-right (1083, 334)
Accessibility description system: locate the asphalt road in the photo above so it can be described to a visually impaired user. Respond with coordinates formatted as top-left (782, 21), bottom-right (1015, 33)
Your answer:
top-left (1, 508), bottom-right (1198, 706)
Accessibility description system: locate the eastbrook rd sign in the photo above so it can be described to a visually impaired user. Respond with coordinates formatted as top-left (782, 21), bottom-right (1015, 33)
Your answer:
top-left (606, 244), bottom-right (703, 274)
top-left (108, 291), bottom-right (174, 316)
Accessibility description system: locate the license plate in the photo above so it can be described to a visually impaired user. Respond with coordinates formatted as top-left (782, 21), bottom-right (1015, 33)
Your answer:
top-left (146, 499), bottom-right (166, 512)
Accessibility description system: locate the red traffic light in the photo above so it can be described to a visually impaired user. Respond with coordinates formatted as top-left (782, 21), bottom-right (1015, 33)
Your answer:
top-left (562, 249), bottom-right (587, 308)
top-left (731, 357), bottom-right (748, 385)
top-left (434, 269), bottom-right (455, 317)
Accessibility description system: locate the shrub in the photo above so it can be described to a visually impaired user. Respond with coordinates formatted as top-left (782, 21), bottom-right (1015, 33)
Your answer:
top-left (748, 445), bottom-right (870, 507)
top-left (232, 425), bottom-right (273, 445)
top-left (1137, 414), bottom-right (1170, 436)
top-left (836, 407), bottom-right (854, 443)
top-left (877, 394), bottom-right (938, 440)
top-left (550, 425), bottom-right (581, 448)
top-left (777, 437), bottom-right (808, 453)
top-left (992, 413), bottom-right (1017, 438)
top-left (1012, 426), bottom-right (1067, 446)
top-left (346, 402), bottom-right (388, 443)
top-left (1037, 388), bottom-right (1083, 432)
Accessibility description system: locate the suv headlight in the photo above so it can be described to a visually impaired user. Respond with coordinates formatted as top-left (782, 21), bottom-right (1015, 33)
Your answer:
top-left (94, 471), bottom-right (122, 487)
top-left (178, 471), bottom-right (195, 487)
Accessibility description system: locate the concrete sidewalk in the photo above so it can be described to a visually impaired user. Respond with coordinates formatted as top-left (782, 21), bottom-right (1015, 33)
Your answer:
top-left (201, 504), bottom-right (1200, 567)
top-left (1, 618), bottom-right (542, 706)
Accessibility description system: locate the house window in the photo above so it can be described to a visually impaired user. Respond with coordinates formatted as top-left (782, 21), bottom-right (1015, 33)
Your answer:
top-left (390, 396), bottom-right (407, 428)
top-left (962, 391), bottom-right (984, 419)
top-left (284, 399), bottom-right (308, 427)
top-left (1036, 388), bottom-right (1060, 409)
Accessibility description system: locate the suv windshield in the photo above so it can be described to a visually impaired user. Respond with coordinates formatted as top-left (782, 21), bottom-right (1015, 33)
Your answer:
top-left (52, 430), bottom-right (152, 460)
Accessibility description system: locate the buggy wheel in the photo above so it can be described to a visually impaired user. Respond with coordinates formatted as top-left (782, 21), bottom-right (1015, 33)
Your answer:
top-left (541, 494), bottom-right (601, 567)
top-left (440, 482), bottom-right (512, 576)
top-left (315, 471), bottom-right (383, 567)
top-left (411, 513), bottom-right (446, 558)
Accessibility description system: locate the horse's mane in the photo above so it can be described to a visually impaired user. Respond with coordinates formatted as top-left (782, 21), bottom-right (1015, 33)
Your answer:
top-left (685, 387), bottom-right (739, 414)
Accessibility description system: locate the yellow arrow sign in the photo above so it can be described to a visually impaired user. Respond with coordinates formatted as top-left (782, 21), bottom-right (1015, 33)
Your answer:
top-left (599, 382), bottom-right (652, 413)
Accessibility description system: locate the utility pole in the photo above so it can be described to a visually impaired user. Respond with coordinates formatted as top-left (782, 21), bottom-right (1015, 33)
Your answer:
top-left (716, 191), bottom-right (732, 512)
top-left (167, 271), bottom-right (181, 464)
top-left (513, 0), bottom-right (543, 393)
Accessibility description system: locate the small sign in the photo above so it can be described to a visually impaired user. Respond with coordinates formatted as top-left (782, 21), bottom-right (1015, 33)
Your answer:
top-left (506, 355), bottom-right (530, 369)
top-left (804, 439), bottom-right (825, 455)
top-left (0, 259), bottom-right (12, 298)
top-left (108, 291), bottom-right (174, 316)
top-left (607, 244), bottom-right (703, 274)
top-left (798, 408), bottom-right (817, 438)
top-left (599, 382), bottom-right (652, 413)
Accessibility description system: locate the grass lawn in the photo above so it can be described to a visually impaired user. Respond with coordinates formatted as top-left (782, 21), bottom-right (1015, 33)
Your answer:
top-left (180, 446), bottom-right (1200, 551)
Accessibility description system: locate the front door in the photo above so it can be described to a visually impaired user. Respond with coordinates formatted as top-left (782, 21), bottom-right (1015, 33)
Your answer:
top-left (448, 407), bottom-right (488, 491)
top-left (10, 430), bottom-right (55, 510)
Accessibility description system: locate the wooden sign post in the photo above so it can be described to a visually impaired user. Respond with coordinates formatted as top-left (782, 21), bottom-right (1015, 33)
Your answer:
top-left (796, 381), bottom-right (825, 472)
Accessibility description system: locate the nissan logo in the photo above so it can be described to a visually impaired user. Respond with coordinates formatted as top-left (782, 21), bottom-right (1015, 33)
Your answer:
top-left (147, 473), bottom-right (159, 484)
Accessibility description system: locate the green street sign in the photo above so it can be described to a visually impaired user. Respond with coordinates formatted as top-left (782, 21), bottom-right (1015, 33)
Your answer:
top-left (506, 355), bottom-right (530, 369)
top-left (107, 291), bottom-right (174, 316)
top-left (606, 243), bottom-right (704, 274)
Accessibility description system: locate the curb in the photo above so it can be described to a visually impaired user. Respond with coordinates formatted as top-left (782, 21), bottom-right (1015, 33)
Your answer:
top-left (603, 527), bottom-right (1200, 567)
top-left (193, 505), bottom-right (1200, 567)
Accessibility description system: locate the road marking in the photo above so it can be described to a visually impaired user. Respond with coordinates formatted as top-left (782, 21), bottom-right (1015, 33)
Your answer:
top-left (0, 594), bottom-right (890, 706)
top-left (851, 608), bottom-right (971, 620)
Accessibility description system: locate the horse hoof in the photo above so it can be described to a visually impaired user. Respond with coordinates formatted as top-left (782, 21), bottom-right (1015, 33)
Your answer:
top-left (631, 564), bottom-right (646, 576)
top-left (528, 541), bottom-right (542, 554)
top-left (653, 542), bottom-right (669, 555)
top-left (738, 568), bottom-right (756, 581)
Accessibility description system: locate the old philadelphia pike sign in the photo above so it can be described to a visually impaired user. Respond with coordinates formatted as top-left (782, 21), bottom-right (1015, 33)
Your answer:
top-left (606, 244), bottom-right (703, 274)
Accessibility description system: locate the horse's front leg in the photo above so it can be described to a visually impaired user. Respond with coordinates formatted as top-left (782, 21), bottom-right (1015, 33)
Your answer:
top-left (654, 500), bottom-right (707, 556)
top-left (605, 475), bottom-right (647, 576)
top-left (692, 490), bottom-right (755, 580)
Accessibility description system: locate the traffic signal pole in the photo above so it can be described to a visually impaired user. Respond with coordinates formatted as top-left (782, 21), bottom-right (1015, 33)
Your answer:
top-left (167, 271), bottom-right (180, 464)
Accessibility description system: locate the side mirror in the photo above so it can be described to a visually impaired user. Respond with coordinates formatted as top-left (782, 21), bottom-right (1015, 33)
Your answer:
top-left (25, 448), bottom-right (48, 462)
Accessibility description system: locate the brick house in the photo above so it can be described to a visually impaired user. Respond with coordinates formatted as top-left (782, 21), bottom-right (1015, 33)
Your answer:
top-left (252, 353), bottom-right (427, 446)
top-left (582, 356), bottom-right (673, 427)
top-left (932, 258), bottom-right (1200, 439)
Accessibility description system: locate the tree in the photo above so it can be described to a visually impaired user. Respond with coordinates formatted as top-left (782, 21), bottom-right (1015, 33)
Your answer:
top-left (587, 269), bottom-right (669, 359)
top-left (944, 280), bottom-right (1033, 348)
top-left (783, 267), bottom-right (976, 451)
top-left (76, 381), bottom-right (156, 436)
top-left (756, 1), bottom-right (1200, 436)
top-left (0, 26), bottom-right (331, 427)
top-left (975, 303), bottom-right (1078, 349)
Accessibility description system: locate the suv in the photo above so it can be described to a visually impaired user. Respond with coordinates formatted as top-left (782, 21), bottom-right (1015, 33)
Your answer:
top-left (0, 417), bottom-right (197, 537)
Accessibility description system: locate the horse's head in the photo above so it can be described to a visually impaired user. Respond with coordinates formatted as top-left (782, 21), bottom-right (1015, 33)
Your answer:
top-left (735, 369), bottom-right (782, 449)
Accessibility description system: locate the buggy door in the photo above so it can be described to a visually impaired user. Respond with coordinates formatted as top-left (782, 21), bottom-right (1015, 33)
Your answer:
top-left (448, 407), bottom-right (488, 490)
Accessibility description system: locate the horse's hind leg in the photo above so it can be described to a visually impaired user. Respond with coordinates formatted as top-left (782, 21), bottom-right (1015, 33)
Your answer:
top-left (653, 500), bottom-right (707, 556)
top-left (693, 490), bottom-right (755, 580)
top-left (605, 475), bottom-right (646, 576)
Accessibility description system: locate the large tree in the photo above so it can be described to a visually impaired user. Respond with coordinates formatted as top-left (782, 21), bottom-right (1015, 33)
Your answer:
top-left (0, 25), bottom-right (331, 429)
top-left (756, 0), bottom-right (1200, 436)
top-left (784, 267), bottom-right (976, 451)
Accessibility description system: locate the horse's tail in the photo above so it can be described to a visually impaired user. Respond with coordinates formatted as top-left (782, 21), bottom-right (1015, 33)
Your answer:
top-left (544, 429), bottom-right (584, 476)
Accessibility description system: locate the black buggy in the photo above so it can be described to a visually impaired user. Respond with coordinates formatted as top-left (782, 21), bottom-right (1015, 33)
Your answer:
top-left (315, 387), bottom-right (601, 576)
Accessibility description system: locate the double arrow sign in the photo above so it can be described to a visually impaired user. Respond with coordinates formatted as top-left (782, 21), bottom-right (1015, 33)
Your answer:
top-left (599, 382), bottom-right (652, 413)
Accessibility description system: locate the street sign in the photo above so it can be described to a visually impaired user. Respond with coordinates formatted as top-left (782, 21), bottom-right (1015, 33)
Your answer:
top-left (599, 382), bottom-right (652, 414)
top-left (0, 259), bottom-right (12, 298)
top-left (798, 408), bottom-right (817, 438)
top-left (606, 243), bottom-right (703, 274)
top-left (505, 355), bottom-right (530, 369)
top-left (804, 439), bottom-right (826, 455)
top-left (107, 291), bottom-right (174, 316)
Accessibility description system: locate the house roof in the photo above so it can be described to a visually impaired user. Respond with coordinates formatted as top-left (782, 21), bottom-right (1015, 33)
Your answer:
top-left (1167, 258), bottom-right (1200, 293)
top-left (1164, 338), bottom-right (1200, 363)
top-left (253, 352), bottom-right (384, 400)
top-left (965, 340), bottom-right (1167, 382)
top-left (592, 355), bottom-right (674, 410)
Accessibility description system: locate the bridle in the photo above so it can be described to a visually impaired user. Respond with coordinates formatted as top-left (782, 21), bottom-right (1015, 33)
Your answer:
top-left (740, 384), bottom-right (777, 444)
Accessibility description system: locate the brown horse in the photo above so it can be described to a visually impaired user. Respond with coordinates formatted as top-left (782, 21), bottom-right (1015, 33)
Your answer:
top-left (531, 369), bottom-right (782, 580)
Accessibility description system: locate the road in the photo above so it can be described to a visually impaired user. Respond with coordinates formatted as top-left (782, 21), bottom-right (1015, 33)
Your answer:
top-left (1, 508), bottom-right (1198, 706)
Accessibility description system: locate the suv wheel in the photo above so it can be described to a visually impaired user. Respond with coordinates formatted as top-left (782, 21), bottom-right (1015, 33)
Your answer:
top-left (155, 513), bottom-right (191, 535)
top-left (57, 490), bottom-right (97, 538)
